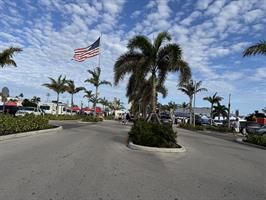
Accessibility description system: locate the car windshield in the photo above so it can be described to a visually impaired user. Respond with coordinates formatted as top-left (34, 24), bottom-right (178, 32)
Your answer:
top-left (40, 106), bottom-right (50, 110)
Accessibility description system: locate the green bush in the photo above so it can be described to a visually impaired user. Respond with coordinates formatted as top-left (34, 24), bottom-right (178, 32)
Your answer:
top-left (82, 116), bottom-right (103, 122)
top-left (44, 114), bottom-right (83, 120)
top-left (0, 114), bottom-right (52, 135)
top-left (180, 123), bottom-right (232, 133)
top-left (179, 123), bottom-right (204, 131)
top-left (245, 134), bottom-right (266, 147)
top-left (104, 115), bottom-right (114, 120)
top-left (129, 119), bottom-right (180, 148)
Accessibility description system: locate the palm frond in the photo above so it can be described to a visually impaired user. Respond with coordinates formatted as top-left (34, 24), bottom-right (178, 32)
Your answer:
top-left (243, 40), bottom-right (266, 56)
top-left (154, 31), bottom-right (171, 51)
top-left (127, 35), bottom-right (153, 56)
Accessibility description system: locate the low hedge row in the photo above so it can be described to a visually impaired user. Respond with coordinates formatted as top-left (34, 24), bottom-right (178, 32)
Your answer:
top-left (129, 119), bottom-right (180, 148)
top-left (82, 116), bottom-right (103, 122)
top-left (180, 123), bottom-right (232, 133)
top-left (104, 115), bottom-right (114, 120)
top-left (245, 134), bottom-right (266, 147)
top-left (44, 114), bottom-right (83, 120)
top-left (0, 114), bottom-right (52, 136)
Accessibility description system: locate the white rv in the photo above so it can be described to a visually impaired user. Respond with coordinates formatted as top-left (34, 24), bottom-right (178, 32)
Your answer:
top-left (38, 102), bottom-right (69, 115)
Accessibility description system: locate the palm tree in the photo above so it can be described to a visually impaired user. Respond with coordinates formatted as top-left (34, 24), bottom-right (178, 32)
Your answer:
top-left (243, 40), bottom-right (266, 57)
top-left (114, 31), bottom-right (191, 122)
top-left (203, 92), bottom-right (223, 125)
top-left (180, 102), bottom-right (189, 113)
top-left (43, 75), bottom-right (67, 115)
top-left (178, 80), bottom-right (207, 125)
top-left (31, 96), bottom-right (41, 104)
top-left (83, 89), bottom-right (94, 108)
top-left (66, 80), bottom-right (85, 113)
top-left (0, 47), bottom-right (22, 68)
top-left (99, 97), bottom-right (109, 112)
top-left (85, 67), bottom-right (112, 116)
top-left (213, 104), bottom-right (228, 120)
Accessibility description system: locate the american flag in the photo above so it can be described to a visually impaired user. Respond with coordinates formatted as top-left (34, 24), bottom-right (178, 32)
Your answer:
top-left (73, 37), bottom-right (100, 62)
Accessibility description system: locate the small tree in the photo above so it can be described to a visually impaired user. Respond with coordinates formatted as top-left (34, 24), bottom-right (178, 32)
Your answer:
top-left (42, 75), bottom-right (67, 116)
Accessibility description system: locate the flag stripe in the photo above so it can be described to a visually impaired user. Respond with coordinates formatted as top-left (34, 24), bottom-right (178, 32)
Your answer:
top-left (73, 37), bottom-right (100, 62)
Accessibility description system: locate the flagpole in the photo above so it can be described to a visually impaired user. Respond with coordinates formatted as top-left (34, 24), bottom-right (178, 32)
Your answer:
top-left (98, 33), bottom-right (102, 69)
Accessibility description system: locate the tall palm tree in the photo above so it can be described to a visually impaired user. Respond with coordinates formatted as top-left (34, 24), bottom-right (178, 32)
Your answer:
top-left (114, 31), bottom-right (191, 122)
top-left (43, 75), bottom-right (67, 115)
top-left (213, 104), bottom-right (228, 120)
top-left (203, 92), bottom-right (223, 125)
top-left (243, 40), bottom-right (266, 57)
top-left (85, 67), bottom-right (112, 116)
top-left (178, 80), bottom-right (207, 125)
top-left (66, 80), bottom-right (85, 113)
top-left (0, 47), bottom-right (22, 68)
top-left (83, 89), bottom-right (94, 108)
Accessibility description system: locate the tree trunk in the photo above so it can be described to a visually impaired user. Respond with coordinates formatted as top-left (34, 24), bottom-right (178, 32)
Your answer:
top-left (210, 104), bottom-right (213, 125)
top-left (56, 93), bottom-right (60, 116)
top-left (189, 97), bottom-right (193, 125)
top-left (151, 74), bottom-right (156, 113)
top-left (193, 92), bottom-right (196, 126)
top-left (71, 94), bottom-right (73, 115)
top-left (94, 86), bottom-right (98, 117)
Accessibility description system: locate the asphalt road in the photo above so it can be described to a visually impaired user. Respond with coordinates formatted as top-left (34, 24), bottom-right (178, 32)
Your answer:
top-left (0, 120), bottom-right (265, 200)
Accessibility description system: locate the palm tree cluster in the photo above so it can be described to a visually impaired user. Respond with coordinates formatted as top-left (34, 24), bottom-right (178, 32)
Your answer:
top-left (114, 31), bottom-right (191, 122)
top-left (43, 67), bottom-right (112, 116)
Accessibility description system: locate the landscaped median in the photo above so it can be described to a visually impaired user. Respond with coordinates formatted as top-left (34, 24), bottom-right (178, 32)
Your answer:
top-left (179, 123), bottom-right (232, 133)
top-left (127, 119), bottom-right (185, 153)
top-left (0, 114), bottom-right (62, 141)
top-left (236, 134), bottom-right (266, 149)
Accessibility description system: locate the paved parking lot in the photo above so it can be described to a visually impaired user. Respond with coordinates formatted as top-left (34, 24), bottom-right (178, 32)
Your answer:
top-left (0, 120), bottom-right (265, 200)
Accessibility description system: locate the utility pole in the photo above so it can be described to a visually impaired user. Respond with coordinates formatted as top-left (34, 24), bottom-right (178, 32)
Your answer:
top-left (227, 94), bottom-right (231, 128)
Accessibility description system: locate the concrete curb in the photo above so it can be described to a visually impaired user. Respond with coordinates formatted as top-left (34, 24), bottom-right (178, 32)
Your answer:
top-left (128, 141), bottom-right (186, 153)
top-left (0, 126), bottom-right (63, 142)
top-left (235, 138), bottom-right (266, 150)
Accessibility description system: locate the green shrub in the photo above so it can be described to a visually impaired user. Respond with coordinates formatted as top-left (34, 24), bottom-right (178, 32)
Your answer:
top-left (179, 123), bottom-right (204, 131)
top-left (180, 123), bottom-right (232, 133)
top-left (0, 114), bottom-right (52, 135)
top-left (129, 119), bottom-right (180, 148)
top-left (45, 114), bottom-right (83, 120)
top-left (245, 134), bottom-right (266, 147)
top-left (104, 115), bottom-right (114, 120)
top-left (82, 116), bottom-right (103, 122)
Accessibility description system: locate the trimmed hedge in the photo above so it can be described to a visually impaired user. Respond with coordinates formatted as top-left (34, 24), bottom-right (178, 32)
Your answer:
top-left (0, 114), bottom-right (52, 135)
top-left (245, 134), bottom-right (266, 147)
top-left (104, 115), bottom-right (114, 120)
top-left (180, 123), bottom-right (232, 133)
top-left (44, 114), bottom-right (83, 120)
top-left (82, 116), bottom-right (103, 122)
top-left (129, 119), bottom-right (180, 148)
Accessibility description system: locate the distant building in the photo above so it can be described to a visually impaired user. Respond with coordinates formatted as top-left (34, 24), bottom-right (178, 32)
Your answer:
top-left (175, 107), bottom-right (211, 117)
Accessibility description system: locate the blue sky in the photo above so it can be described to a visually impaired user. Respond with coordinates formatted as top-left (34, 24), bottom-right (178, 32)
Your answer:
top-left (0, 0), bottom-right (265, 115)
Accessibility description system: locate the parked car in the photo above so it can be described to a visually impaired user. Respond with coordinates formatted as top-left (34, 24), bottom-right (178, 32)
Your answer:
top-left (160, 114), bottom-right (173, 125)
top-left (15, 107), bottom-right (45, 116)
top-left (246, 122), bottom-right (261, 134)
top-left (256, 125), bottom-right (266, 136)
